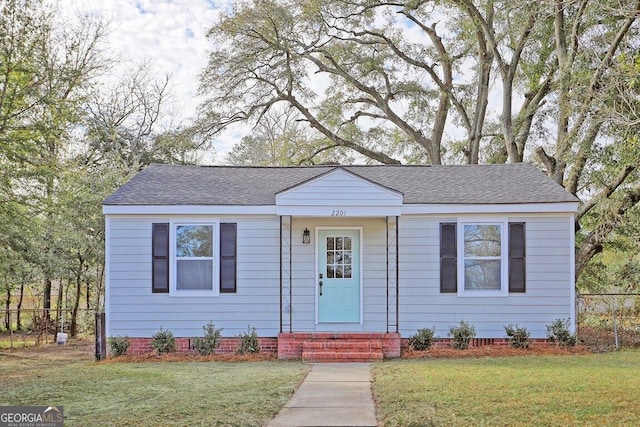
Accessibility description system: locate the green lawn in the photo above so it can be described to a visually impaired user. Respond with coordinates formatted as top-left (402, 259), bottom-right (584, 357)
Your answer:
top-left (4, 340), bottom-right (640, 427)
top-left (0, 341), bottom-right (307, 427)
top-left (373, 350), bottom-right (640, 426)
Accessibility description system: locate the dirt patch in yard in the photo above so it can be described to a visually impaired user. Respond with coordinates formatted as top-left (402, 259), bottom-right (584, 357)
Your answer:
top-left (577, 325), bottom-right (640, 351)
top-left (0, 336), bottom-right (94, 362)
top-left (100, 352), bottom-right (277, 363)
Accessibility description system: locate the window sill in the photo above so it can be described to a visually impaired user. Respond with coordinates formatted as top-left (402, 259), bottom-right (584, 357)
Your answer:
top-left (457, 290), bottom-right (509, 298)
top-left (169, 290), bottom-right (219, 298)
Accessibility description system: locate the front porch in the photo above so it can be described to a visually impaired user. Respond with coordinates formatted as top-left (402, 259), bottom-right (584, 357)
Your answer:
top-left (277, 332), bottom-right (402, 362)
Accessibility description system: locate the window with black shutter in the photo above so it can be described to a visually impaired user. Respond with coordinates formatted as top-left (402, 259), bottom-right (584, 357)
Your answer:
top-left (152, 223), bottom-right (169, 293)
top-left (220, 223), bottom-right (237, 293)
top-left (508, 222), bottom-right (526, 293)
top-left (440, 222), bottom-right (457, 293)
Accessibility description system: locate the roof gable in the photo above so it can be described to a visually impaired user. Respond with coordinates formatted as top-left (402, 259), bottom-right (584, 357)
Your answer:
top-left (275, 168), bottom-right (403, 216)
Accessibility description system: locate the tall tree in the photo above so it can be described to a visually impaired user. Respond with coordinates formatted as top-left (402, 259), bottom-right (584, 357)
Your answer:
top-left (83, 64), bottom-right (204, 168)
top-left (52, 158), bottom-right (134, 335)
top-left (0, 0), bottom-right (107, 317)
top-left (198, 0), bottom-right (640, 281)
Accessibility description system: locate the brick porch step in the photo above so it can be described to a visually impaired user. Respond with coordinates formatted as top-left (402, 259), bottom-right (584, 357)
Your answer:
top-left (302, 340), bottom-right (384, 363)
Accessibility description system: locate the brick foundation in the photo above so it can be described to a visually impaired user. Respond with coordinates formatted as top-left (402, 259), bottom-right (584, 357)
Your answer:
top-left (123, 337), bottom-right (278, 356)
top-left (400, 337), bottom-right (554, 352)
top-left (278, 332), bottom-right (402, 360)
top-left (122, 334), bottom-right (553, 358)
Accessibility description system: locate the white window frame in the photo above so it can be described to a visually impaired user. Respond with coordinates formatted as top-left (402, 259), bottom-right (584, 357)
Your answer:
top-left (170, 220), bottom-right (220, 297)
top-left (457, 218), bottom-right (509, 297)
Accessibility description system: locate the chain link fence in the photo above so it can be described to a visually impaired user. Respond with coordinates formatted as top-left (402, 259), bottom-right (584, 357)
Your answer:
top-left (577, 294), bottom-right (640, 351)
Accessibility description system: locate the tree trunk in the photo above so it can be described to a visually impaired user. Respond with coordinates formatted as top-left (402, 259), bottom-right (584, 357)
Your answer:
top-left (43, 278), bottom-right (52, 321)
top-left (70, 257), bottom-right (84, 337)
top-left (469, 34), bottom-right (491, 164)
top-left (86, 278), bottom-right (91, 310)
top-left (16, 283), bottom-right (24, 331)
top-left (55, 279), bottom-right (64, 335)
top-left (4, 286), bottom-right (10, 331)
top-left (95, 264), bottom-right (104, 312)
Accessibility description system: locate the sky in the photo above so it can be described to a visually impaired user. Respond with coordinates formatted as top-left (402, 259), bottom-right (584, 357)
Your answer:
top-left (58, 0), bottom-right (485, 165)
top-left (62, 0), bottom-right (237, 162)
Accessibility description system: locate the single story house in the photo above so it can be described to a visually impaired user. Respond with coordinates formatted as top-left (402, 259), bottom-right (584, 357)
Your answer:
top-left (103, 163), bottom-right (579, 360)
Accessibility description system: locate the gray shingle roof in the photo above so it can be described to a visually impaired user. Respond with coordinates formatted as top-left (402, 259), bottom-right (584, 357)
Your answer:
top-left (103, 163), bottom-right (579, 206)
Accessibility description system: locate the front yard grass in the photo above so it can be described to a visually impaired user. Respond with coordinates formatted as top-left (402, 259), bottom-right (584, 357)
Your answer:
top-left (5, 339), bottom-right (640, 426)
top-left (373, 350), bottom-right (640, 426)
top-left (0, 340), bottom-right (307, 426)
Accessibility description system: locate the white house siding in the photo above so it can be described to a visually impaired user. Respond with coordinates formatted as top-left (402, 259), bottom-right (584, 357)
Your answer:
top-left (106, 215), bottom-right (282, 338)
top-left (398, 214), bottom-right (574, 339)
top-left (288, 217), bottom-right (389, 332)
top-left (107, 212), bottom-right (574, 340)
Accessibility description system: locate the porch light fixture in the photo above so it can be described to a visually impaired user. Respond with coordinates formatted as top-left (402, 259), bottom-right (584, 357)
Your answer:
top-left (302, 228), bottom-right (311, 244)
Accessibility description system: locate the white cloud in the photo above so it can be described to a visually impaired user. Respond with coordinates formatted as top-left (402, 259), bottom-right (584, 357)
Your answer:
top-left (60, 0), bottom-right (239, 163)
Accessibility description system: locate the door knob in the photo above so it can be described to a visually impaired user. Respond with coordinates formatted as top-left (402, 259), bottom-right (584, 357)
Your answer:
top-left (319, 280), bottom-right (323, 296)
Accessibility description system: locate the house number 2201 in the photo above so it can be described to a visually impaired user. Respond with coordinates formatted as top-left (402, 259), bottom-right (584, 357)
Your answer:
top-left (331, 210), bottom-right (346, 216)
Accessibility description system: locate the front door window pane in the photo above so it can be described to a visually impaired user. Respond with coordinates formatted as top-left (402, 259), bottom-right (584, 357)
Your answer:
top-left (326, 236), bottom-right (353, 279)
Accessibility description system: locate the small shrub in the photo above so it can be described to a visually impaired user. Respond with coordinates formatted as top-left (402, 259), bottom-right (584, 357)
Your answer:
top-left (108, 335), bottom-right (130, 357)
top-left (546, 318), bottom-right (577, 347)
top-left (449, 320), bottom-right (476, 350)
top-left (408, 327), bottom-right (436, 351)
top-left (504, 324), bottom-right (530, 349)
top-left (236, 326), bottom-right (259, 354)
top-left (152, 327), bottom-right (176, 354)
top-left (193, 321), bottom-right (223, 356)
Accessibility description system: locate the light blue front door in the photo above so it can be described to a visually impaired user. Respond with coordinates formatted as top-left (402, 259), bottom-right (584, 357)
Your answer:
top-left (318, 230), bottom-right (360, 323)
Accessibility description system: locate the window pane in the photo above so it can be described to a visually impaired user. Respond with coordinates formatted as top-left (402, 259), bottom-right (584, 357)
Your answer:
top-left (177, 260), bottom-right (213, 290)
top-left (327, 252), bottom-right (334, 264)
top-left (464, 260), bottom-right (501, 290)
top-left (343, 252), bottom-right (352, 265)
top-left (327, 237), bottom-right (334, 250)
top-left (464, 224), bottom-right (501, 257)
top-left (336, 237), bottom-right (343, 250)
top-left (176, 225), bottom-right (213, 257)
top-left (335, 265), bottom-right (343, 278)
top-left (344, 237), bottom-right (352, 250)
top-left (327, 265), bottom-right (335, 278)
top-left (344, 265), bottom-right (352, 278)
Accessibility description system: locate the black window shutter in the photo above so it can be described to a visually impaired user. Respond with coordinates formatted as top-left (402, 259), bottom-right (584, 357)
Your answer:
top-left (440, 223), bottom-right (457, 293)
top-left (152, 223), bottom-right (169, 293)
top-left (509, 222), bottom-right (526, 293)
top-left (220, 223), bottom-right (237, 293)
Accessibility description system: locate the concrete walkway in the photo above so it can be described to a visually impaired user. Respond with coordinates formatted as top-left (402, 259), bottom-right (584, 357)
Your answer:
top-left (266, 363), bottom-right (378, 427)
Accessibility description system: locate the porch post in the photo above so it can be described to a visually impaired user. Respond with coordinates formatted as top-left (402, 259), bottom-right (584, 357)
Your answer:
top-left (279, 215), bottom-right (292, 334)
top-left (395, 215), bottom-right (399, 333)
top-left (288, 217), bottom-right (292, 332)
top-left (386, 216), bottom-right (389, 333)
top-left (386, 216), bottom-right (400, 333)
top-left (279, 216), bottom-right (283, 333)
